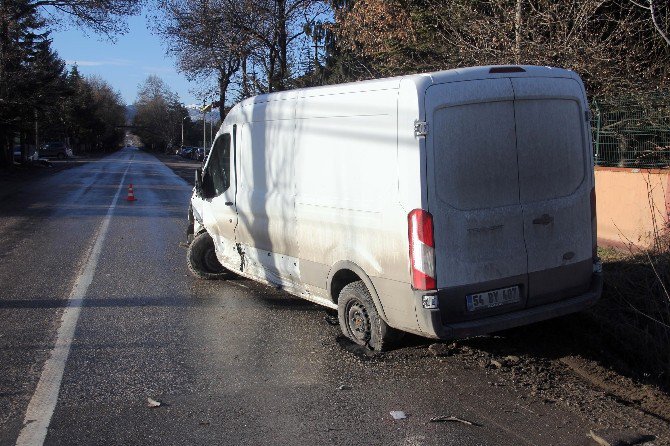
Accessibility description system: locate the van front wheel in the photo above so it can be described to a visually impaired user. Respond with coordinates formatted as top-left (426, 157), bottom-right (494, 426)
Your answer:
top-left (187, 232), bottom-right (227, 279)
top-left (338, 281), bottom-right (393, 351)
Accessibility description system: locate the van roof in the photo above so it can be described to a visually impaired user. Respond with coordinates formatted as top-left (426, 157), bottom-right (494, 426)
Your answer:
top-left (224, 65), bottom-right (580, 124)
top-left (414, 65), bottom-right (577, 86)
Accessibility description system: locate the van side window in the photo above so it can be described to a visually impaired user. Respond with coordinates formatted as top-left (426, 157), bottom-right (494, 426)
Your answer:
top-left (204, 133), bottom-right (231, 197)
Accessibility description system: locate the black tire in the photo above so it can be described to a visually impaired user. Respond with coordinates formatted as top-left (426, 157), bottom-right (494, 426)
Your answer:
top-left (186, 232), bottom-right (227, 279)
top-left (338, 281), bottom-right (395, 351)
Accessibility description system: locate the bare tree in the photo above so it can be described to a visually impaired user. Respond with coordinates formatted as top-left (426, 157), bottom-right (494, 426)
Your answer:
top-left (156, 0), bottom-right (247, 120)
top-left (334, 0), bottom-right (670, 96)
top-left (226, 0), bottom-right (328, 93)
top-left (629, 0), bottom-right (670, 46)
top-left (154, 0), bottom-right (328, 110)
top-left (14, 0), bottom-right (141, 37)
top-left (133, 75), bottom-right (187, 151)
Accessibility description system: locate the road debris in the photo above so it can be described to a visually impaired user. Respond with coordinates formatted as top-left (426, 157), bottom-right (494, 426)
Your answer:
top-left (324, 315), bottom-right (339, 326)
top-left (490, 359), bottom-right (503, 369)
top-left (337, 384), bottom-right (351, 391)
top-left (587, 429), bottom-right (655, 446)
top-left (390, 411), bottom-right (407, 420)
top-left (428, 342), bottom-right (458, 357)
top-left (146, 397), bottom-right (161, 408)
top-left (429, 416), bottom-right (479, 426)
top-left (504, 355), bottom-right (520, 365)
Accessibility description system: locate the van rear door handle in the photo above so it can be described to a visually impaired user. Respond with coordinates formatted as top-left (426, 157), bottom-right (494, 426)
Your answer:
top-left (225, 201), bottom-right (233, 206)
top-left (532, 214), bottom-right (553, 225)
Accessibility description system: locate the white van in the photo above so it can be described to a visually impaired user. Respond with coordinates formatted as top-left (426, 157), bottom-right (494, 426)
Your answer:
top-left (187, 65), bottom-right (603, 350)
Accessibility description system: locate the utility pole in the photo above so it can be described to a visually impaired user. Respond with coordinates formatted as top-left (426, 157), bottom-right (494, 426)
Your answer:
top-left (181, 116), bottom-right (187, 148)
top-left (201, 98), bottom-right (215, 150)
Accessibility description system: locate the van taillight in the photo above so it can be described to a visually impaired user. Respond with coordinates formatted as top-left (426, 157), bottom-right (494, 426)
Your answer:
top-left (590, 187), bottom-right (597, 259)
top-left (408, 209), bottom-right (436, 290)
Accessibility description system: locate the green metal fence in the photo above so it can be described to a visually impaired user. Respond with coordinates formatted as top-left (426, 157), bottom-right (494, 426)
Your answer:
top-left (591, 92), bottom-right (670, 168)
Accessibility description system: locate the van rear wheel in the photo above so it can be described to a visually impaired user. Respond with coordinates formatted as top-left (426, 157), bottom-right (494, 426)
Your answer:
top-left (187, 232), bottom-right (227, 279)
top-left (338, 281), bottom-right (394, 351)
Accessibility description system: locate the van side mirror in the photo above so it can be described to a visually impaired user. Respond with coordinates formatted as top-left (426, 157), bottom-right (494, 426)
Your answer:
top-left (195, 168), bottom-right (204, 197)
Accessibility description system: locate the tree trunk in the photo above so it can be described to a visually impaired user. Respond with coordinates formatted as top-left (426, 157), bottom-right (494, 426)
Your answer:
top-left (268, 45), bottom-right (276, 93)
top-left (277, 0), bottom-right (287, 90)
top-left (218, 72), bottom-right (229, 121)
top-left (0, 3), bottom-right (12, 169)
top-left (241, 56), bottom-right (251, 98)
top-left (515, 0), bottom-right (522, 64)
top-left (650, 0), bottom-right (670, 46)
top-left (20, 131), bottom-right (26, 162)
top-left (0, 129), bottom-right (11, 169)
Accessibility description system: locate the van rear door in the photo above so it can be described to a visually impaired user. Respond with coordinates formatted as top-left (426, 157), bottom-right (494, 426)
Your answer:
top-left (425, 76), bottom-right (594, 321)
top-left (424, 79), bottom-right (529, 322)
top-left (512, 78), bottom-right (593, 307)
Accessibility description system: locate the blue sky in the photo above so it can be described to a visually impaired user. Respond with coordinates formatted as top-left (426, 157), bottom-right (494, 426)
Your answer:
top-left (50, 14), bottom-right (203, 107)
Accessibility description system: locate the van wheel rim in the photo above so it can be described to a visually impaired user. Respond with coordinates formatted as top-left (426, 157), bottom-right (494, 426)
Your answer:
top-left (347, 300), bottom-right (370, 342)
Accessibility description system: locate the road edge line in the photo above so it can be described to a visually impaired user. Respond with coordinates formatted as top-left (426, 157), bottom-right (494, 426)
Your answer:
top-left (15, 160), bottom-right (132, 446)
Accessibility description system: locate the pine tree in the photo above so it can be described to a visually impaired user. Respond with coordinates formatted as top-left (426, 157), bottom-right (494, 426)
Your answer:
top-left (0, 0), bottom-right (66, 167)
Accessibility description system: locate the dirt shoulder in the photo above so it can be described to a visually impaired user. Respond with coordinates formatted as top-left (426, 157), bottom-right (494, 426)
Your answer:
top-left (436, 314), bottom-right (670, 438)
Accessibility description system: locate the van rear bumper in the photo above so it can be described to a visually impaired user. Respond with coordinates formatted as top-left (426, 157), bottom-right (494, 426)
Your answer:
top-left (416, 273), bottom-right (603, 340)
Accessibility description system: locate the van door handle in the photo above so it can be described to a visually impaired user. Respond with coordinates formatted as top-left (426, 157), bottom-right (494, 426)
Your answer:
top-left (532, 214), bottom-right (553, 225)
top-left (225, 201), bottom-right (233, 206)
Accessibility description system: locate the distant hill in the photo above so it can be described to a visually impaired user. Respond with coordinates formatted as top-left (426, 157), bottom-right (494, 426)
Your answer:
top-left (186, 104), bottom-right (220, 123)
top-left (125, 105), bottom-right (137, 125)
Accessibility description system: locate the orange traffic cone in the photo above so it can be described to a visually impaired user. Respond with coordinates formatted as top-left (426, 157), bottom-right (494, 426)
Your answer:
top-left (126, 184), bottom-right (136, 201)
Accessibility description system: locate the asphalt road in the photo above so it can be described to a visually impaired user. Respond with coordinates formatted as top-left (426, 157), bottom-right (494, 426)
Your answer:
top-left (0, 147), bottom-right (665, 445)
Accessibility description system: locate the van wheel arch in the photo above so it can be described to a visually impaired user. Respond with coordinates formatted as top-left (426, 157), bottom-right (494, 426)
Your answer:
top-left (338, 281), bottom-right (394, 351)
top-left (187, 204), bottom-right (206, 243)
top-left (187, 231), bottom-right (227, 280)
top-left (327, 261), bottom-right (389, 324)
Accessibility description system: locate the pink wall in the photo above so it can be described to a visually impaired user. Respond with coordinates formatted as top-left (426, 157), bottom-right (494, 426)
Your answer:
top-left (595, 167), bottom-right (670, 250)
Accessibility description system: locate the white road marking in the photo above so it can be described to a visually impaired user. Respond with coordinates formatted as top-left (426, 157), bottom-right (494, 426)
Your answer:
top-left (15, 160), bottom-right (133, 446)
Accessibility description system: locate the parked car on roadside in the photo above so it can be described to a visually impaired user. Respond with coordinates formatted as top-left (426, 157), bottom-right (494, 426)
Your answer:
top-left (40, 142), bottom-right (72, 159)
top-left (178, 146), bottom-right (195, 159)
top-left (192, 147), bottom-right (205, 161)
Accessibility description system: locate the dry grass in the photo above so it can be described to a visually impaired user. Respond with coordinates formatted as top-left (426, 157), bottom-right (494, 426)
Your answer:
top-left (594, 232), bottom-right (670, 389)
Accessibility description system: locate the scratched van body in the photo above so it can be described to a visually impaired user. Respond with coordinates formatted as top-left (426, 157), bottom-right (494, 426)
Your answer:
top-left (187, 65), bottom-right (603, 350)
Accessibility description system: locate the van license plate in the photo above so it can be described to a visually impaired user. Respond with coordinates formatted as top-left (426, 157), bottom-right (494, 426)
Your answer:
top-left (466, 286), bottom-right (520, 312)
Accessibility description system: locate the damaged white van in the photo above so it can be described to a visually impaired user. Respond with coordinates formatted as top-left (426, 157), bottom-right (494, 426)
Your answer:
top-left (186, 65), bottom-right (603, 351)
